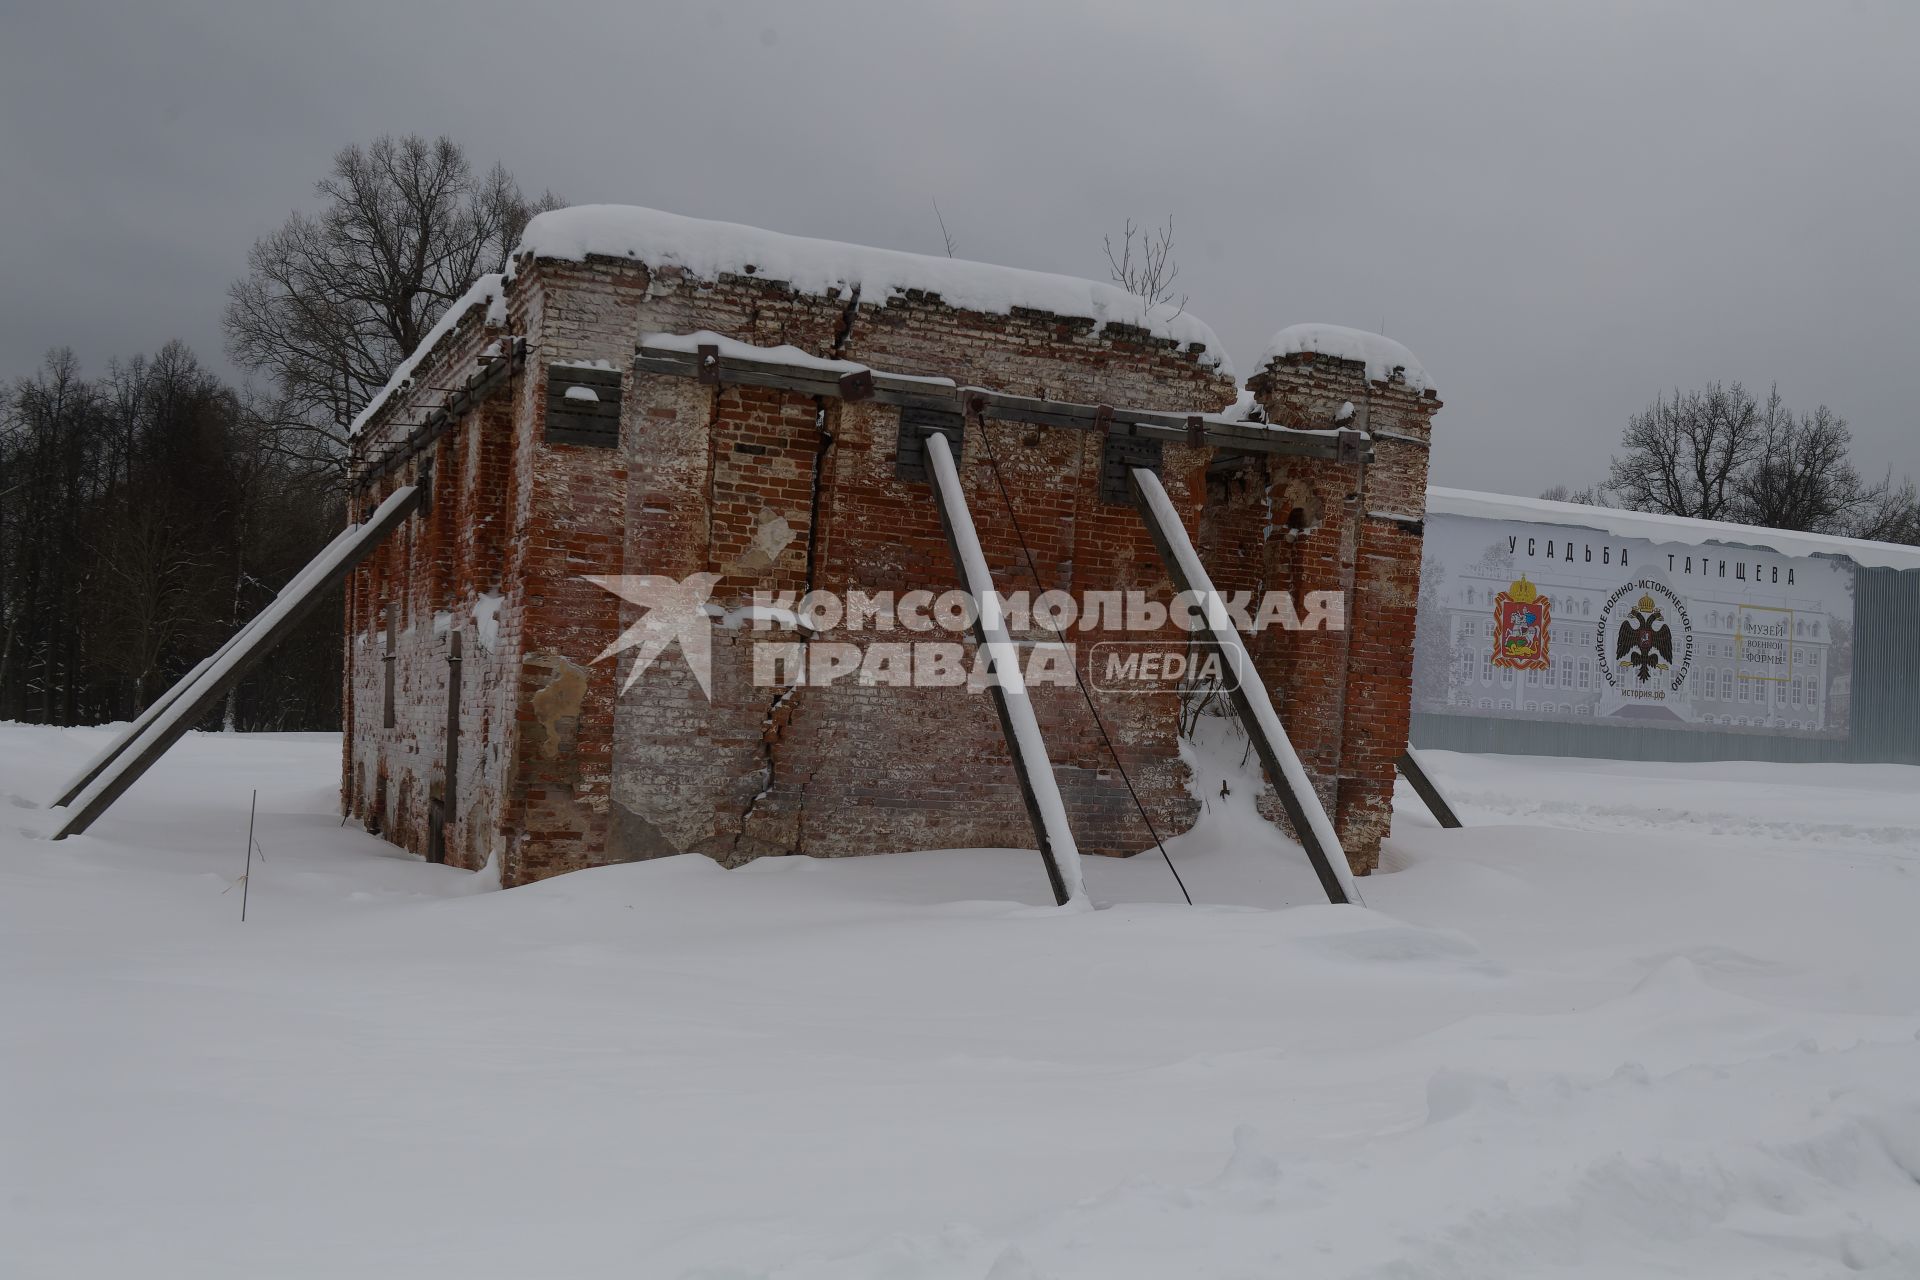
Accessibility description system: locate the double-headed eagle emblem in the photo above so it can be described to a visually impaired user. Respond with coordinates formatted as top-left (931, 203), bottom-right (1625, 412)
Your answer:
top-left (1614, 593), bottom-right (1674, 683)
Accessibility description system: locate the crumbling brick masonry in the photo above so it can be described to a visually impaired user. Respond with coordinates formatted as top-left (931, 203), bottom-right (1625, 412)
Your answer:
top-left (344, 207), bottom-right (1440, 888)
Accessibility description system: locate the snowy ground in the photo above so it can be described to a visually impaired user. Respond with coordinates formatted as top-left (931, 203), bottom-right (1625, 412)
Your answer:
top-left (3, 721), bottom-right (1918, 1278)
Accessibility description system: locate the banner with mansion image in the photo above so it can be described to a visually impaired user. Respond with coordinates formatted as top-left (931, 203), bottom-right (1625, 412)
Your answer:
top-left (1412, 510), bottom-right (1856, 739)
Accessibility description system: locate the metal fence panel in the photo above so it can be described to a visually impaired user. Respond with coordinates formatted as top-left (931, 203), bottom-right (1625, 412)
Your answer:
top-left (1849, 567), bottom-right (1920, 764)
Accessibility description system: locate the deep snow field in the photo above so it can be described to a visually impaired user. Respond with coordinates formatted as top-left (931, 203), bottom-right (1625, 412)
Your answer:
top-left (4, 720), bottom-right (1919, 1278)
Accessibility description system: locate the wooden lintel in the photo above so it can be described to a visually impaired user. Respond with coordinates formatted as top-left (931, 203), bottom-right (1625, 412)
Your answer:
top-left (629, 339), bottom-right (1371, 461)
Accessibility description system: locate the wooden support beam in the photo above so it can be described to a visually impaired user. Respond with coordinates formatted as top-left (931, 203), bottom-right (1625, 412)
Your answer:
top-left (922, 431), bottom-right (1084, 907)
top-left (49, 644), bottom-right (232, 809)
top-left (634, 347), bottom-right (957, 413)
top-left (1397, 748), bottom-right (1464, 829)
top-left (632, 339), bottom-right (1368, 462)
top-left (53, 486), bottom-right (426, 840)
top-left (1127, 466), bottom-right (1357, 905)
top-left (48, 521), bottom-right (365, 808)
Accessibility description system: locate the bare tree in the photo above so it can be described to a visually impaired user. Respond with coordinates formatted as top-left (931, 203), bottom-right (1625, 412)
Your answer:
top-left (1731, 387), bottom-right (1870, 534)
top-left (931, 198), bottom-right (958, 258)
top-left (1728, 385), bottom-right (1920, 541)
top-left (1850, 474), bottom-right (1920, 544)
top-left (224, 135), bottom-right (560, 476)
top-left (1595, 380), bottom-right (1918, 542)
top-left (1602, 382), bottom-right (1760, 522)
top-left (1538, 484), bottom-right (1609, 506)
top-left (86, 498), bottom-right (216, 708)
top-left (1103, 215), bottom-right (1186, 314)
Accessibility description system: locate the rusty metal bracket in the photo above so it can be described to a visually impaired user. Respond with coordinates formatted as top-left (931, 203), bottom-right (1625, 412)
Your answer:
top-left (837, 368), bottom-right (874, 402)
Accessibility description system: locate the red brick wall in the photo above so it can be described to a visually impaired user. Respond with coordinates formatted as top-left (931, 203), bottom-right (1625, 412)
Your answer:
top-left (345, 247), bottom-right (1439, 890)
top-left (1243, 352), bottom-right (1442, 872)
top-left (481, 256), bottom-right (1244, 884)
top-left (342, 289), bottom-right (525, 874)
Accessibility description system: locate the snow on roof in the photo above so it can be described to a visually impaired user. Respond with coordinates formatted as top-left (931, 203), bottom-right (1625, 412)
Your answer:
top-left (1260, 323), bottom-right (1431, 393)
top-left (638, 330), bottom-right (955, 388)
top-left (354, 206), bottom-right (1234, 441)
top-left (1428, 486), bottom-right (1920, 572)
top-left (521, 204), bottom-right (1230, 372)
top-left (349, 273), bottom-right (504, 439)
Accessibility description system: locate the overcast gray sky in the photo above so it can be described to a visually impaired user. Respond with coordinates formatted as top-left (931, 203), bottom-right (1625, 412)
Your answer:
top-left (3, 0), bottom-right (1916, 497)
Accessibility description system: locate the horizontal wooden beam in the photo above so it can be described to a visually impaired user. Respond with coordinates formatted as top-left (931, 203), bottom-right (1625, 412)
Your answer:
top-left (633, 340), bottom-right (1370, 462)
top-left (634, 349), bottom-right (959, 414)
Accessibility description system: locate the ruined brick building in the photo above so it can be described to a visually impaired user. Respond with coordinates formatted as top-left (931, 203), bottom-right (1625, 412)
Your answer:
top-left (343, 206), bottom-right (1440, 891)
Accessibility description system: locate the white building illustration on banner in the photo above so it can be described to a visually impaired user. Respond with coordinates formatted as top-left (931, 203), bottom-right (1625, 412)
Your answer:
top-left (1415, 509), bottom-right (1854, 738)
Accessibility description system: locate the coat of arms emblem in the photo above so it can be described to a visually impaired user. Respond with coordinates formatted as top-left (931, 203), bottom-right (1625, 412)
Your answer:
top-left (1492, 574), bottom-right (1551, 670)
top-left (1613, 593), bottom-right (1674, 684)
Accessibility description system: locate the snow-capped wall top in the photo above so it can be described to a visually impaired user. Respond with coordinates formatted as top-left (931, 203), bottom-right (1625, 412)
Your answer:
top-left (518, 204), bottom-right (1230, 373)
top-left (1260, 323), bottom-right (1431, 392)
top-left (1428, 486), bottom-right (1920, 572)
top-left (353, 206), bottom-right (1235, 442)
top-left (349, 273), bottom-right (505, 439)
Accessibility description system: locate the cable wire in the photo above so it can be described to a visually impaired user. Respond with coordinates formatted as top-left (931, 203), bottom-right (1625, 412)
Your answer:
top-left (973, 417), bottom-right (1192, 906)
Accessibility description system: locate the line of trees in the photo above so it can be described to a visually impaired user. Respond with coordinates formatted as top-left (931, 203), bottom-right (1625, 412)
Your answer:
top-left (0, 135), bottom-right (553, 729)
top-left (1549, 382), bottom-right (1920, 544)
top-left (0, 344), bottom-right (340, 727)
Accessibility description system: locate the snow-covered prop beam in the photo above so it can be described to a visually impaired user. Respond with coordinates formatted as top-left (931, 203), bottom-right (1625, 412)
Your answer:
top-left (49, 645), bottom-right (230, 810)
top-left (1127, 467), bottom-right (1359, 906)
top-left (53, 485), bottom-right (427, 841)
top-left (1396, 748), bottom-right (1464, 829)
top-left (47, 522), bottom-right (365, 809)
top-left (923, 432), bottom-right (1086, 908)
top-left (633, 334), bottom-right (1369, 463)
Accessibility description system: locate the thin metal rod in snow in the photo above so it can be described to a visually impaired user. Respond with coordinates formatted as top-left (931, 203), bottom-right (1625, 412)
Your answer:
top-left (1127, 467), bottom-right (1359, 906)
top-left (53, 485), bottom-right (425, 840)
top-left (241, 790), bottom-right (257, 922)
top-left (1396, 747), bottom-right (1464, 829)
top-left (922, 431), bottom-right (1087, 908)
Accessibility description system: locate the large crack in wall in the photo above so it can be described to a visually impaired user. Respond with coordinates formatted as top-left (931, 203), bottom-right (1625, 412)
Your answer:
top-left (730, 395), bottom-right (836, 860)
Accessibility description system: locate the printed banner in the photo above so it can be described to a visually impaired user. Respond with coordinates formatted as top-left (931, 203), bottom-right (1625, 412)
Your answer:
top-left (1412, 513), bottom-right (1855, 737)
